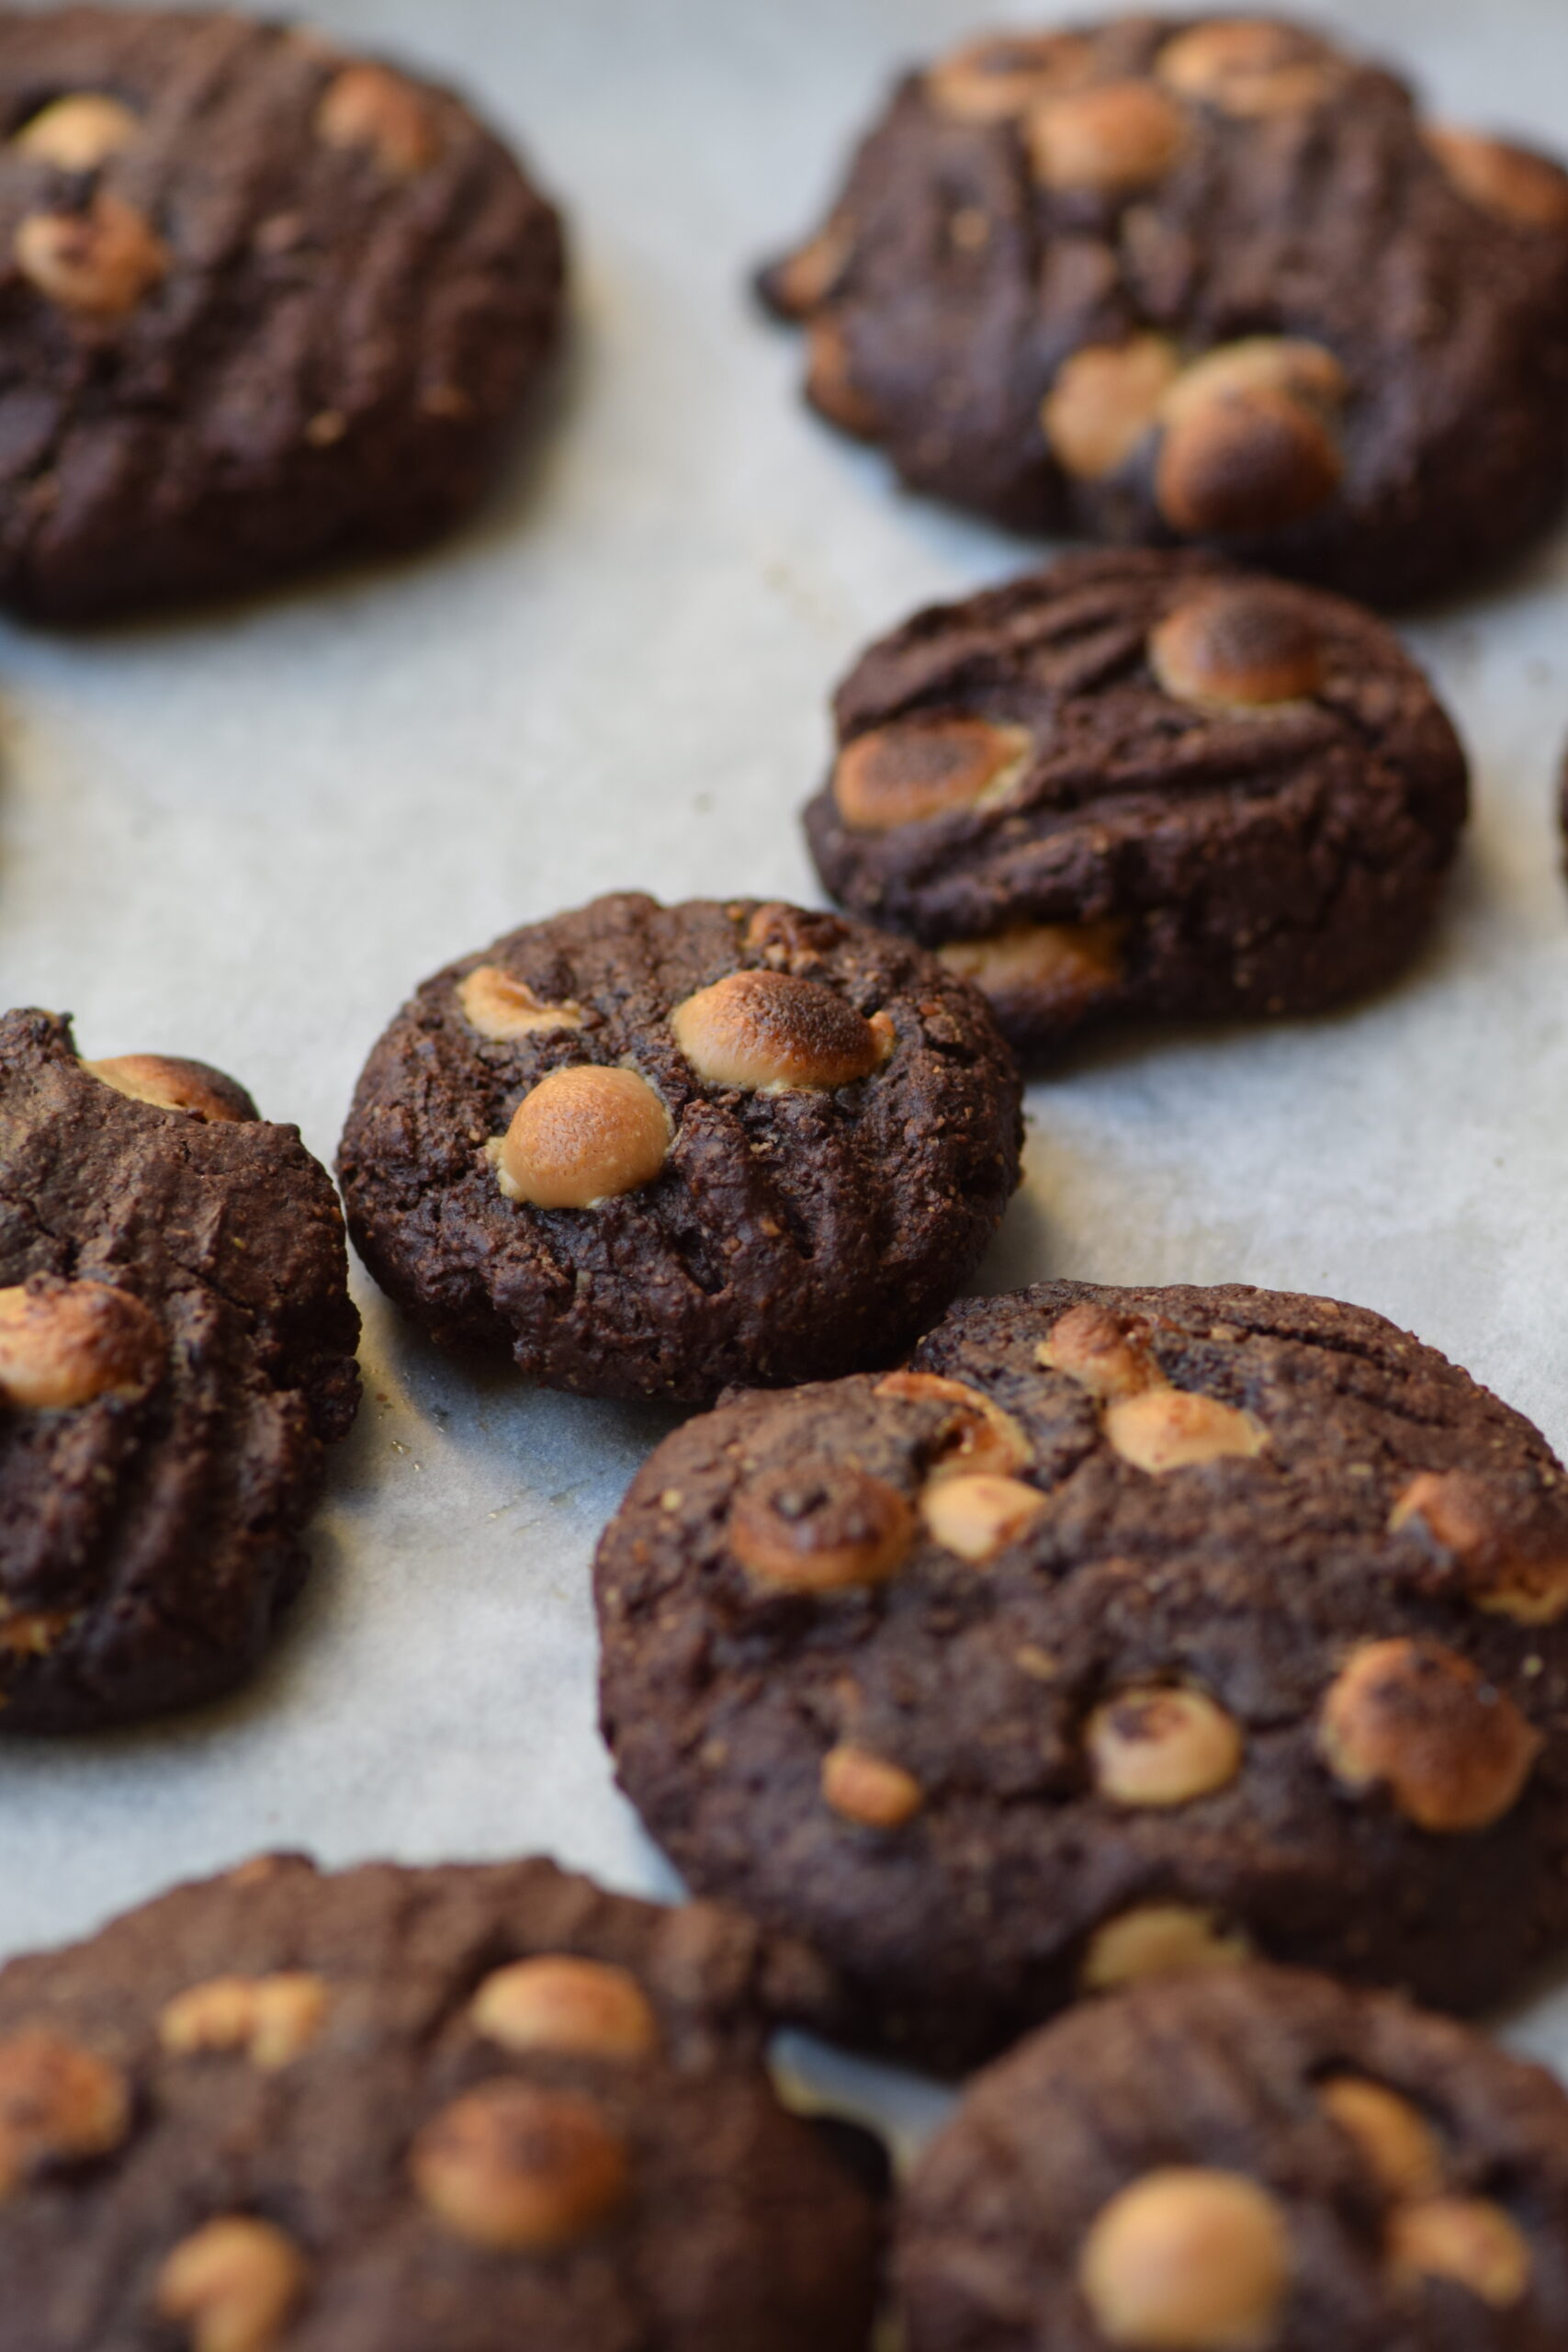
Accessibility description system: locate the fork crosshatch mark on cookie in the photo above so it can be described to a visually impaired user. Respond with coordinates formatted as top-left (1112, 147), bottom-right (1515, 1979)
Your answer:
top-left (337, 893), bottom-right (1022, 1406)
top-left (0, 1853), bottom-right (885, 2351)
top-left (597, 1280), bottom-right (1568, 2072)
top-left (0, 1008), bottom-right (359, 1732)
top-left (0, 7), bottom-right (565, 618)
top-left (759, 14), bottom-right (1568, 605)
top-left (805, 551), bottom-right (1468, 1062)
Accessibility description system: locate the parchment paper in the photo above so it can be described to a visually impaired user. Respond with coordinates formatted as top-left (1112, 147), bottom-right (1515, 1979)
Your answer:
top-left (3, 0), bottom-right (1568, 2167)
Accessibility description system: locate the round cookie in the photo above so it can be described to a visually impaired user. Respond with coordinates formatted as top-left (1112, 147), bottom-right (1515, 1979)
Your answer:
top-left (0, 8), bottom-right (565, 620)
top-left (805, 550), bottom-right (1469, 1061)
top-left (596, 1278), bottom-right (1568, 2073)
top-left (0, 1008), bottom-right (360, 1732)
top-left (758, 15), bottom-right (1568, 606)
top-left (0, 1851), bottom-right (885, 2351)
top-left (337, 892), bottom-right (1022, 1406)
top-left (898, 1963), bottom-right (1568, 2351)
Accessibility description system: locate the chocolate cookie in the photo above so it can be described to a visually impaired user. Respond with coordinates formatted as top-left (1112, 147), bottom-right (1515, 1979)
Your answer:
top-left (759, 15), bottom-right (1568, 606)
top-left (0, 1008), bottom-right (359, 1731)
top-left (804, 550), bottom-right (1468, 1060)
top-left (337, 892), bottom-right (1022, 1407)
top-left (899, 1963), bottom-right (1568, 2351)
top-left (0, 8), bottom-right (565, 619)
top-left (596, 1278), bottom-right (1568, 2073)
top-left (0, 1851), bottom-right (884, 2351)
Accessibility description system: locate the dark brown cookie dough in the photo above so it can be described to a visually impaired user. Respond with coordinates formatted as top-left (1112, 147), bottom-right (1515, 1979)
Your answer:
top-left (899, 1963), bottom-right (1568, 2351)
top-left (759, 15), bottom-right (1568, 607)
top-left (805, 550), bottom-right (1469, 1061)
top-left (0, 1008), bottom-right (359, 1732)
top-left (0, 1851), bottom-right (884, 2352)
top-left (596, 1278), bottom-right (1568, 2073)
top-left (337, 892), bottom-right (1022, 1407)
top-left (0, 7), bottom-right (565, 620)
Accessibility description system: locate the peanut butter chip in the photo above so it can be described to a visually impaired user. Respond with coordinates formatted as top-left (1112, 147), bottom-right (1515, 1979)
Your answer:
top-left (1027, 80), bottom-right (1190, 196)
top-left (0, 2028), bottom-right (130, 2198)
top-left (938, 921), bottom-right (1128, 1019)
top-left (457, 967), bottom-right (584, 1041)
top-left (411, 2081), bottom-right (630, 2251)
top-left (85, 1054), bottom-right (252, 1122)
top-left (471, 1958), bottom-right (659, 2061)
top-left (1038, 1304), bottom-right (1158, 1400)
top-left (1150, 585), bottom-right (1327, 710)
top-left (1080, 1905), bottom-right (1252, 1994)
top-left (1156, 19), bottom-right (1342, 116)
top-left (1043, 334), bottom-right (1182, 480)
top-left (1426, 126), bottom-right (1568, 228)
top-left (1317, 1638), bottom-right (1540, 1832)
top-left (729, 1460), bottom-right (914, 1592)
top-left (1089, 1686), bottom-right (1244, 1808)
top-left (0, 1281), bottom-right (163, 1411)
top-left (874, 1370), bottom-right (1033, 1480)
top-left (155, 2217), bottom-right (308, 2352)
top-left (1388, 2197), bottom-right (1531, 2307)
top-left (16, 191), bottom-right (167, 316)
top-left (1080, 2168), bottom-right (1292, 2351)
top-left (1104, 1387), bottom-right (1267, 1476)
top-left (671, 969), bottom-right (889, 1091)
top-left (832, 716), bottom-right (1032, 830)
top-left (1392, 1470), bottom-right (1568, 1624)
top-left (1157, 387), bottom-right (1341, 538)
top-left (821, 1745), bottom-right (924, 1829)
top-left (925, 30), bottom-right (1096, 123)
top-left (159, 1975), bottom-right (328, 2071)
top-left (14, 95), bottom-right (141, 170)
top-left (1319, 2077), bottom-right (1443, 2199)
top-left (496, 1065), bottom-right (671, 1210)
top-left (920, 1473), bottom-right (1046, 1564)
top-left (315, 63), bottom-right (437, 176)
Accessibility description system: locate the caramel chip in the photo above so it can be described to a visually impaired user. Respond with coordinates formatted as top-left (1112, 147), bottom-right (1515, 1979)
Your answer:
top-left (1079, 2167), bottom-right (1292, 2350)
top-left (1388, 2196), bottom-right (1531, 2308)
top-left (0, 1280), bottom-right (164, 1412)
top-left (1027, 79), bottom-right (1190, 197)
top-left (1320, 2076), bottom-right (1444, 2199)
top-left (1037, 1304), bottom-right (1157, 1401)
top-left (472, 1957), bottom-right (659, 2062)
top-left (1089, 1686), bottom-right (1244, 1809)
top-left (156, 2216), bottom-right (309, 2352)
top-left (1043, 334), bottom-right (1182, 480)
top-left (85, 1054), bottom-right (254, 1123)
top-left (805, 313), bottom-right (880, 437)
top-left (0, 2029), bottom-right (130, 2198)
top-left (1318, 1638), bottom-right (1540, 1833)
top-left (832, 717), bottom-right (1032, 831)
top-left (159, 1975), bottom-right (328, 2072)
top-left (411, 2081), bottom-right (630, 2251)
top-left (457, 967), bottom-right (584, 1041)
top-left (671, 969), bottom-right (890, 1092)
top-left (874, 1370), bottom-right (1032, 1481)
top-left (729, 1461), bottom-right (914, 1593)
top-left (14, 95), bottom-right (141, 171)
top-left (1427, 125), bottom-right (1568, 229)
top-left (821, 1745), bottom-right (924, 1829)
top-left (920, 1472), bottom-right (1046, 1564)
top-left (316, 63), bottom-right (437, 176)
top-left (16, 191), bottom-right (167, 316)
top-left (494, 1065), bottom-right (671, 1210)
top-left (938, 921), bottom-right (1127, 1024)
top-left (1150, 583), bottom-right (1327, 710)
top-left (1392, 1470), bottom-right (1568, 1625)
top-left (1103, 1386), bottom-right (1267, 1476)
top-left (1080, 1905), bottom-right (1252, 1994)
top-left (1156, 381), bottom-right (1343, 538)
top-left (1156, 18), bottom-right (1344, 117)
top-left (925, 30), bottom-right (1095, 124)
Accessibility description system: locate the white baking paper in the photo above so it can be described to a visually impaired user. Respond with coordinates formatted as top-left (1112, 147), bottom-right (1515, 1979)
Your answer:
top-left (2, 0), bottom-right (1568, 2173)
